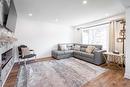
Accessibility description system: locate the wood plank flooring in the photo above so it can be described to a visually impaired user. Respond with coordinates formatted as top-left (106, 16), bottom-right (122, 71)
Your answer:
top-left (82, 69), bottom-right (130, 87)
top-left (3, 63), bottom-right (20, 87)
top-left (3, 57), bottom-right (54, 87)
top-left (3, 58), bottom-right (130, 87)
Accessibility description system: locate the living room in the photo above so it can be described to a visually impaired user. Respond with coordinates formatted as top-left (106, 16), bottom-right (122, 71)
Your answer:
top-left (0, 0), bottom-right (130, 87)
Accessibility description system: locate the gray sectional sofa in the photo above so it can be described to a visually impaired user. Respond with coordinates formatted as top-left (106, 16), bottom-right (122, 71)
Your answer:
top-left (51, 43), bottom-right (106, 65)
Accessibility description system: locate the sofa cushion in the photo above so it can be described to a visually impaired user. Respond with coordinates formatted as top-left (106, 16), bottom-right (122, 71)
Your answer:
top-left (64, 50), bottom-right (74, 54)
top-left (53, 51), bottom-right (65, 55)
top-left (73, 50), bottom-right (81, 55)
top-left (80, 52), bottom-right (94, 58)
top-left (93, 48), bottom-right (100, 53)
top-left (94, 45), bottom-right (102, 50)
top-left (66, 44), bottom-right (74, 50)
top-left (80, 45), bottom-right (88, 48)
top-left (59, 45), bottom-right (68, 51)
top-left (74, 45), bottom-right (80, 51)
top-left (80, 45), bottom-right (102, 50)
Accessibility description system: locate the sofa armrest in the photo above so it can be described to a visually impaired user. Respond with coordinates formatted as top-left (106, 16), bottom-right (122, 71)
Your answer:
top-left (51, 50), bottom-right (64, 58)
top-left (94, 50), bottom-right (106, 53)
top-left (52, 50), bottom-right (65, 54)
top-left (93, 50), bottom-right (106, 65)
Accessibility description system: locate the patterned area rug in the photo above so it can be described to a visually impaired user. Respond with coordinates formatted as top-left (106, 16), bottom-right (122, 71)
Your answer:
top-left (17, 58), bottom-right (107, 87)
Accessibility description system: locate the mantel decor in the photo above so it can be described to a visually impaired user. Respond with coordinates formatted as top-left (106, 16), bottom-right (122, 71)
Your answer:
top-left (0, 28), bottom-right (17, 48)
top-left (0, 36), bottom-right (17, 43)
top-left (117, 19), bottom-right (126, 54)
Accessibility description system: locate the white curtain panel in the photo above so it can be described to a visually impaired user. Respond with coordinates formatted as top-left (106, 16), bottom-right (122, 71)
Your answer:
top-left (109, 20), bottom-right (124, 53)
top-left (82, 24), bottom-right (109, 50)
top-left (109, 21), bottom-right (116, 52)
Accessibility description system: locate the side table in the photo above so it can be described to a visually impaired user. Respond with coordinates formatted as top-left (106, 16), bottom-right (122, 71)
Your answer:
top-left (103, 52), bottom-right (125, 69)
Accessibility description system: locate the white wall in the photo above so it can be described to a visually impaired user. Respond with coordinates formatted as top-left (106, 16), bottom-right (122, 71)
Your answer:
top-left (73, 28), bottom-right (82, 43)
top-left (125, 7), bottom-right (130, 79)
top-left (15, 17), bottom-right (74, 58)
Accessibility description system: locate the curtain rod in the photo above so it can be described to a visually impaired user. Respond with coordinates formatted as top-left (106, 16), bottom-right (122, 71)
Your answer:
top-left (77, 18), bottom-right (125, 30)
top-left (78, 22), bottom-right (110, 30)
top-left (74, 12), bottom-right (125, 27)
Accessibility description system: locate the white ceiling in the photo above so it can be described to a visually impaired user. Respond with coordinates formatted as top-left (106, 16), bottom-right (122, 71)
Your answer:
top-left (14, 0), bottom-right (125, 26)
top-left (120, 0), bottom-right (130, 8)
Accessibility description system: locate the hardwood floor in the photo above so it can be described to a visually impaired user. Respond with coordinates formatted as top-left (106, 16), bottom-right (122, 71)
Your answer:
top-left (3, 58), bottom-right (130, 87)
top-left (82, 69), bottom-right (130, 87)
top-left (3, 57), bottom-right (54, 87)
top-left (3, 63), bottom-right (20, 87)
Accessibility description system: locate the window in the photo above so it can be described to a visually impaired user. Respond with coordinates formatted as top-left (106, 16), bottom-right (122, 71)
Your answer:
top-left (82, 24), bottom-right (109, 50)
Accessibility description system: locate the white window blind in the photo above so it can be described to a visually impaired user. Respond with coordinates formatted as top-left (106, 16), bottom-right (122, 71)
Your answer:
top-left (82, 24), bottom-right (109, 50)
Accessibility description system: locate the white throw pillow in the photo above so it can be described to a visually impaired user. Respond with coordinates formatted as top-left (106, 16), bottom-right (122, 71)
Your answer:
top-left (86, 46), bottom-right (95, 54)
top-left (74, 45), bottom-right (80, 51)
top-left (60, 45), bottom-right (68, 51)
top-left (21, 47), bottom-right (30, 57)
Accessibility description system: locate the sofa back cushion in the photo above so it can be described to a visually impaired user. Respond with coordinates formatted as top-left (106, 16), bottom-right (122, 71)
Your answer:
top-left (58, 43), bottom-right (74, 50)
top-left (73, 45), bottom-right (80, 51)
top-left (58, 44), bottom-right (102, 52)
top-left (66, 44), bottom-right (74, 50)
top-left (60, 45), bottom-right (68, 51)
top-left (80, 44), bottom-right (102, 50)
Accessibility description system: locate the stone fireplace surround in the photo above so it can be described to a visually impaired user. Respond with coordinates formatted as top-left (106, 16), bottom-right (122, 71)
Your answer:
top-left (0, 27), bottom-right (16, 87)
top-left (1, 48), bottom-right (13, 69)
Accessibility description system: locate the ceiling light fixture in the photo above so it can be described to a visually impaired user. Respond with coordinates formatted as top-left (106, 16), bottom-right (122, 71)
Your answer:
top-left (105, 13), bottom-right (109, 17)
top-left (28, 13), bottom-right (33, 16)
top-left (55, 18), bottom-right (59, 22)
top-left (82, 0), bottom-right (87, 4)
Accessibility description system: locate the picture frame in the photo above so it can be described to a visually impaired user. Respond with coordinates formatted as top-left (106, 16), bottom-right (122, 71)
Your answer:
top-left (0, 0), bottom-right (3, 26)
top-left (0, 0), bottom-right (11, 26)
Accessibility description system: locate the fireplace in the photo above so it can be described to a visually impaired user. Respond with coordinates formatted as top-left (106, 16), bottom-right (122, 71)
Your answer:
top-left (1, 48), bottom-right (13, 69)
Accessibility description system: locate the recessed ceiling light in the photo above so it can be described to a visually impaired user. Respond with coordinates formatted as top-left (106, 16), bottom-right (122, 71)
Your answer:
top-left (105, 13), bottom-right (109, 17)
top-left (82, 0), bottom-right (87, 4)
top-left (28, 13), bottom-right (33, 16)
top-left (55, 18), bottom-right (59, 22)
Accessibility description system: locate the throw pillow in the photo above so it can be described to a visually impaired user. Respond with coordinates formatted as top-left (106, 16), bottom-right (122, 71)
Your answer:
top-left (80, 48), bottom-right (86, 52)
top-left (74, 45), bottom-right (80, 51)
top-left (67, 44), bottom-right (74, 50)
top-left (60, 45), bottom-right (68, 51)
top-left (86, 46), bottom-right (95, 54)
top-left (21, 47), bottom-right (30, 57)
